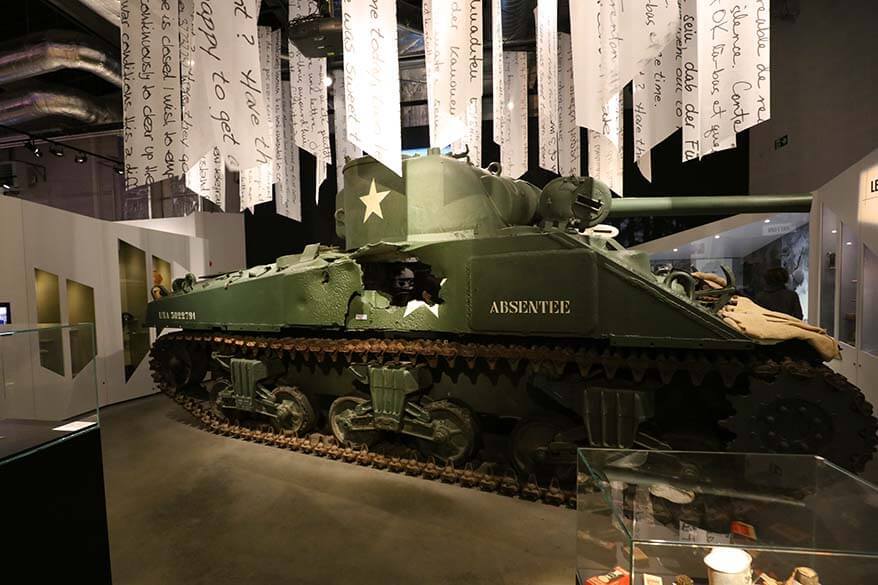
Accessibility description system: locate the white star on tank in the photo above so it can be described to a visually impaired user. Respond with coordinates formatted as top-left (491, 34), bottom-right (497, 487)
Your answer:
top-left (359, 178), bottom-right (391, 222)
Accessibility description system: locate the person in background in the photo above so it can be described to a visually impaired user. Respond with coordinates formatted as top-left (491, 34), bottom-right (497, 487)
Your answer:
top-left (151, 270), bottom-right (170, 301)
top-left (755, 266), bottom-right (803, 320)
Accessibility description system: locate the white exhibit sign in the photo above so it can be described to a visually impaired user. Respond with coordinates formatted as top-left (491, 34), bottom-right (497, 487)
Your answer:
top-left (697, 0), bottom-right (770, 157)
top-left (536, 0), bottom-right (558, 172)
top-left (500, 52), bottom-right (529, 179)
top-left (342, 0), bottom-right (402, 176)
top-left (189, 0), bottom-right (271, 173)
top-left (333, 70), bottom-right (362, 191)
top-left (120, 0), bottom-right (183, 191)
top-left (289, 0), bottom-right (331, 201)
top-left (558, 33), bottom-right (580, 177)
top-left (186, 146), bottom-right (226, 210)
top-left (587, 94), bottom-right (624, 195)
top-left (424, 0), bottom-right (483, 161)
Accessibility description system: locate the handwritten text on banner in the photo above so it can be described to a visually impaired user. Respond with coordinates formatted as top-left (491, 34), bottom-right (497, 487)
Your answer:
top-left (342, 0), bottom-right (402, 176)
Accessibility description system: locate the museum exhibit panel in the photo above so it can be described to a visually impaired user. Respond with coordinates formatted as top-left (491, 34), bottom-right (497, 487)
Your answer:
top-left (576, 449), bottom-right (878, 585)
top-left (0, 0), bottom-right (875, 583)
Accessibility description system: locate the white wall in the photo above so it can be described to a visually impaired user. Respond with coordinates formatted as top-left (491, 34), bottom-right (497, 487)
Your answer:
top-left (0, 198), bottom-right (245, 419)
top-left (750, 1), bottom-right (878, 195)
top-left (809, 148), bottom-right (878, 409)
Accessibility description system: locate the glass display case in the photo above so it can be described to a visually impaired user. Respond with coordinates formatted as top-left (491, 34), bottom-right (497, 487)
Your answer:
top-left (577, 449), bottom-right (878, 585)
top-left (0, 323), bottom-right (98, 466)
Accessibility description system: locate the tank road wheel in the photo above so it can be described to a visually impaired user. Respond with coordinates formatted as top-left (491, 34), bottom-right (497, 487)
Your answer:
top-left (329, 396), bottom-right (379, 447)
top-left (271, 386), bottom-right (315, 436)
top-left (722, 362), bottom-right (878, 472)
top-left (207, 378), bottom-right (235, 421)
top-left (416, 401), bottom-right (477, 464)
top-left (510, 417), bottom-right (576, 480)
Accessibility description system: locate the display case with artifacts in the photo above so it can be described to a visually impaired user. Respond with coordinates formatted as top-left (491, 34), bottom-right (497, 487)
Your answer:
top-left (577, 449), bottom-right (878, 585)
top-left (0, 323), bottom-right (98, 460)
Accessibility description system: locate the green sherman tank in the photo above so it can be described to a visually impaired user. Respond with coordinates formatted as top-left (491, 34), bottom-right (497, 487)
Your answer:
top-left (147, 151), bottom-right (877, 478)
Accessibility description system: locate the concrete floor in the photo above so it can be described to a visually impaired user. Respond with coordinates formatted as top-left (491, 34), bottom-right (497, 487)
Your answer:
top-left (101, 395), bottom-right (575, 585)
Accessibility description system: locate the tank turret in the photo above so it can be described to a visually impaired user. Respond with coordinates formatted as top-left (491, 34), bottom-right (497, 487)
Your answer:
top-left (335, 151), bottom-right (812, 250)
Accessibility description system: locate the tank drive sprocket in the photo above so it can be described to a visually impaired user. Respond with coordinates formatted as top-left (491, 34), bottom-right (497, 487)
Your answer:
top-left (720, 359), bottom-right (878, 471)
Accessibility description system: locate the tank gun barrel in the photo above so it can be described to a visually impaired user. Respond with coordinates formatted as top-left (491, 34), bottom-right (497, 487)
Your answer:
top-left (606, 193), bottom-right (812, 218)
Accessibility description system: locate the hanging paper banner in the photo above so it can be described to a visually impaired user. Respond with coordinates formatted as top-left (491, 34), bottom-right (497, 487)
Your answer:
top-left (680, 0), bottom-right (700, 162)
top-left (558, 33), bottom-right (580, 177)
top-left (178, 0), bottom-right (209, 177)
top-left (587, 94), bottom-right (624, 195)
top-left (422, 0), bottom-right (439, 147)
top-left (289, 0), bottom-right (331, 201)
top-left (633, 39), bottom-right (682, 181)
top-left (424, 0), bottom-right (483, 157)
top-left (189, 0), bottom-right (271, 173)
top-left (536, 0), bottom-right (559, 172)
top-left (697, 0), bottom-right (769, 157)
top-left (276, 72), bottom-right (302, 221)
top-left (570, 0), bottom-right (679, 136)
top-left (240, 26), bottom-right (279, 212)
top-left (491, 0), bottom-right (505, 152)
top-left (341, 0), bottom-right (402, 176)
top-left (186, 146), bottom-right (226, 210)
top-left (500, 52), bottom-right (528, 179)
top-left (120, 0), bottom-right (183, 192)
top-left (332, 70), bottom-right (362, 192)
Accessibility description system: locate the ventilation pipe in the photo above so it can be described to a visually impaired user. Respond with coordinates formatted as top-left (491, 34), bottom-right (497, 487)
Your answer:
top-left (0, 87), bottom-right (120, 127)
top-left (0, 32), bottom-right (122, 87)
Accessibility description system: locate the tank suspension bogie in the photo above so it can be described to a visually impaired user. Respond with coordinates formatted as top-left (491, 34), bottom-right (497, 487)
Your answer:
top-left (150, 331), bottom-right (878, 478)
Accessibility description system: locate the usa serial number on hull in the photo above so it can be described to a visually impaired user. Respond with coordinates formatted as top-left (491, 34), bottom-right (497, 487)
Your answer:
top-left (489, 300), bottom-right (572, 315)
top-left (158, 311), bottom-right (197, 321)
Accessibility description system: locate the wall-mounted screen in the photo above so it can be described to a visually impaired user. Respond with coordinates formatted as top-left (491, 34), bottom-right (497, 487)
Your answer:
top-left (0, 302), bottom-right (10, 324)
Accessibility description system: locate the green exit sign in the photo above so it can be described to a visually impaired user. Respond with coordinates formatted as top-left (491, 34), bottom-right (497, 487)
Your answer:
top-left (774, 135), bottom-right (789, 149)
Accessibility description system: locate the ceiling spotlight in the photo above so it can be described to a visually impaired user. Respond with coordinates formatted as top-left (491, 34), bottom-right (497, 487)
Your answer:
top-left (1, 179), bottom-right (13, 190)
top-left (714, 235), bottom-right (721, 239)
top-left (323, 75), bottom-right (333, 87)
top-left (763, 218), bottom-right (771, 223)
top-left (507, 101), bottom-right (515, 111)
top-left (672, 248), bottom-right (679, 252)
top-left (74, 153), bottom-right (88, 164)
top-left (26, 141), bottom-right (42, 158)
top-left (831, 229), bottom-right (838, 234)
top-left (846, 241), bottom-right (853, 246)
top-left (113, 166), bottom-right (124, 175)
top-left (49, 145), bottom-right (64, 157)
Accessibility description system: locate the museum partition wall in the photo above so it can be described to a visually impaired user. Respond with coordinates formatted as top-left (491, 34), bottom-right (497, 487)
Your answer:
top-left (809, 148), bottom-right (878, 409)
top-left (0, 196), bottom-right (245, 411)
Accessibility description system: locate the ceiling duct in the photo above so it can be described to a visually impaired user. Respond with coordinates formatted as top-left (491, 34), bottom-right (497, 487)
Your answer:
top-left (0, 87), bottom-right (120, 128)
top-left (0, 31), bottom-right (122, 87)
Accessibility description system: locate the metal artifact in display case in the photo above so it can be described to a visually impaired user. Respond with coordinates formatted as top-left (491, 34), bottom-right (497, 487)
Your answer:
top-left (577, 449), bottom-right (878, 585)
top-left (0, 323), bottom-right (99, 462)
top-left (146, 152), bottom-right (877, 494)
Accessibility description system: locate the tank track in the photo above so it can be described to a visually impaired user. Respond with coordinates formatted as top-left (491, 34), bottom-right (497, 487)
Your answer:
top-left (149, 331), bottom-right (878, 507)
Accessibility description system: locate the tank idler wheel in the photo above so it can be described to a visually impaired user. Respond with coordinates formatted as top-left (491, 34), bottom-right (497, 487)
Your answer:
top-left (416, 401), bottom-right (477, 464)
top-left (329, 396), bottom-right (379, 447)
top-left (160, 344), bottom-right (208, 391)
top-left (272, 386), bottom-right (316, 436)
top-left (510, 417), bottom-right (576, 480)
